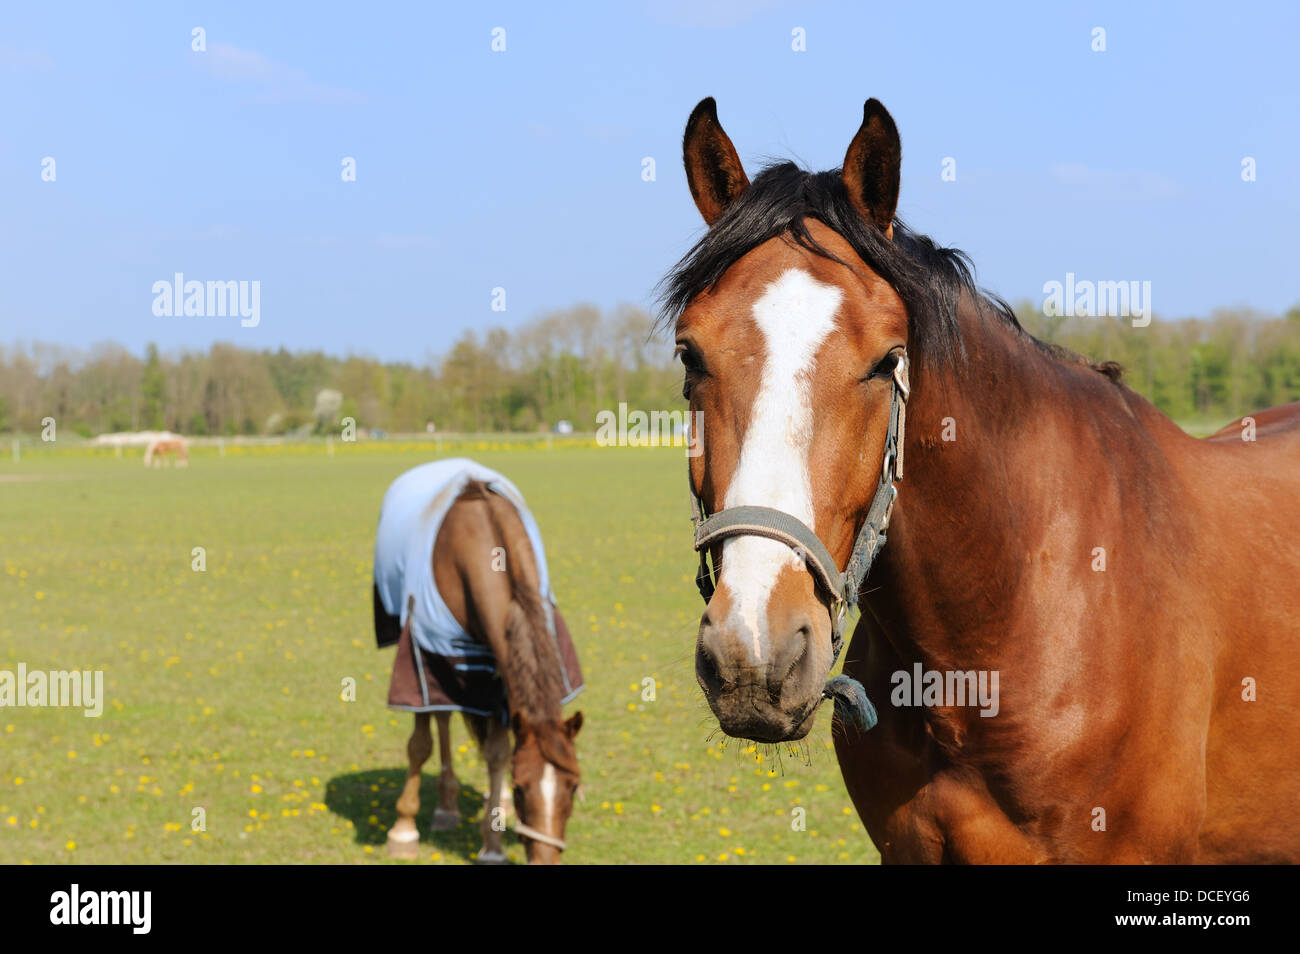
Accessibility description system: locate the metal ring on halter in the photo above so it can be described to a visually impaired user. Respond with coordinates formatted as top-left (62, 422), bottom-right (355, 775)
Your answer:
top-left (514, 821), bottom-right (566, 851)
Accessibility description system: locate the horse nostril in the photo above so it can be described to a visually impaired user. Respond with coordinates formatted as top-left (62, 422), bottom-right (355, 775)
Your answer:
top-left (696, 640), bottom-right (725, 693)
top-left (768, 620), bottom-right (813, 699)
top-left (696, 615), bottom-right (726, 694)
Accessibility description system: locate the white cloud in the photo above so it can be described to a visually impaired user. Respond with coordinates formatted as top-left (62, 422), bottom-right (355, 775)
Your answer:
top-left (372, 233), bottom-right (441, 251)
top-left (0, 45), bottom-right (53, 72)
top-left (1048, 162), bottom-right (1181, 201)
top-left (643, 0), bottom-right (796, 29)
top-left (193, 43), bottom-right (365, 106)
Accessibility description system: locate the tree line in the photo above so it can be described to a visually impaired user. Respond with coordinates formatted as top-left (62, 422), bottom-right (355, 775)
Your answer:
top-left (1015, 304), bottom-right (1300, 424)
top-left (0, 305), bottom-right (680, 437)
top-left (0, 303), bottom-right (1297, 437)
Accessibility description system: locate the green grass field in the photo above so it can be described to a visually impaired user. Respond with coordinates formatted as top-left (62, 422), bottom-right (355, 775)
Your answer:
top-left (0, 443), bottom-right (879, 864)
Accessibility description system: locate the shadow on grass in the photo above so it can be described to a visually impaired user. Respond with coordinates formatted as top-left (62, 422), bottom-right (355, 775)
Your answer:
top-left (325, 768), bottom-right (510, 864)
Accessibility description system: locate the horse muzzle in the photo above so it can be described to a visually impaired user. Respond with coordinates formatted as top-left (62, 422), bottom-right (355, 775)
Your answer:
top-left (695, 607), bottom-right (829, 742)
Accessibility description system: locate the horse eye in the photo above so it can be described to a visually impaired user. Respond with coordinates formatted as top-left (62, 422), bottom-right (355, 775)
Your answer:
top-left (675, 342), bottom-right (705, 376)
top-left (865, 349), bottom-right (902, 381)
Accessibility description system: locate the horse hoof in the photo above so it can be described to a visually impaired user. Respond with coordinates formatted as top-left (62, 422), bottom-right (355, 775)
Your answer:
top-left (431, 809), bottom-right (461, 830)
top-left (386, 828), bottom-right (420, 860)
top-left (476, 849), bottom-right (507, 865)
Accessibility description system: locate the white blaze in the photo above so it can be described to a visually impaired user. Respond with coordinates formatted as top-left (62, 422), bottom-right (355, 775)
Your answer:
top-left (719, 268), bottom-right (841, 660)
top-left (538, 762), bottom-right (558, 830)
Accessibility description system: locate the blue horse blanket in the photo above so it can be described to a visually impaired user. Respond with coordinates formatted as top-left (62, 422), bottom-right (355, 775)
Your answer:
top-left (373, 458), bottom-right (583, 717)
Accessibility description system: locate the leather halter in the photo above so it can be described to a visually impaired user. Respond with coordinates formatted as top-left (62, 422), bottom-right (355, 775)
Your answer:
top-left (687, 353), bottom-right (911, 724)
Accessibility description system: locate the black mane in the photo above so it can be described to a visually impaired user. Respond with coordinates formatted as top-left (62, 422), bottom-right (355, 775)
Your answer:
top-left (657, 162), bottom-right (1122, 381)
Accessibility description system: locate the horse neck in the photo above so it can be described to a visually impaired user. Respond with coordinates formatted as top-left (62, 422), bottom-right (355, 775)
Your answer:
top-left (866, 301), bottom-right (1149, 659)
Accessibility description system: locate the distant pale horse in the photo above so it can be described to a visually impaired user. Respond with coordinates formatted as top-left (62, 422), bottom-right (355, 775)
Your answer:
top-left (143, 436), bottom-right (188, 468)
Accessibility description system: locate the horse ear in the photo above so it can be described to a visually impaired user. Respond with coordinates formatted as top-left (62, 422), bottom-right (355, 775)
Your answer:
top-left (683, 97), bottom-right (750, 226)
top-left (565, 711), bottom-right (584, 738)
top-left (842, 99), bottom-right (901, 238)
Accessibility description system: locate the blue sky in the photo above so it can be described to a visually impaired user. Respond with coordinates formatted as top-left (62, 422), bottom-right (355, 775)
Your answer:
top-left (2, 1), bottom-right (1297, 362)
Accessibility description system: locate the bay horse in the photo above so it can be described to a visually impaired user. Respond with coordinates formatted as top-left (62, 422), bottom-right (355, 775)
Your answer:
top-left (661, 97), bottom-right (1300, 863)
top-left (373, 462), bottom-right (583, 864)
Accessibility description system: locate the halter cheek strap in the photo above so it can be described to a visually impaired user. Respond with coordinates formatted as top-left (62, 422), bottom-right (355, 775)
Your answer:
top-left (687, 353), bottom-right (911, 732)
top-left (514, 821), bottom-right (566, 851)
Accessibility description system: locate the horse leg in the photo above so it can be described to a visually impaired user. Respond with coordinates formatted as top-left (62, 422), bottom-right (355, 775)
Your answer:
top-left (386, 712), bottom-right (431, 860)
top-left (476, 717), bottom-right (510, 864)
top-left (430, 710), bottom-right (461, 830)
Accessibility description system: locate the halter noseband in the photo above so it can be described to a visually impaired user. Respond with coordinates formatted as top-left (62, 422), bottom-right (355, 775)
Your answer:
top-left (514, 821), bottom-right (566, 852)
top-left (687, 353), bottom-right (911, 731)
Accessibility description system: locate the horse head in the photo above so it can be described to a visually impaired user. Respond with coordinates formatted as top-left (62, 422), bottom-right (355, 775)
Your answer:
top-left (665, 98), bottom-right (915, 743)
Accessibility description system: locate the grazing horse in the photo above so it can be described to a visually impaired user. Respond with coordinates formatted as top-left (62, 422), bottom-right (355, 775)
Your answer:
top-left (143, 436), bottom-right (187, 467)
top-left (373, 459), bottom-right (584, 864)
top-left (661, 97), bottom-right (1300, 863)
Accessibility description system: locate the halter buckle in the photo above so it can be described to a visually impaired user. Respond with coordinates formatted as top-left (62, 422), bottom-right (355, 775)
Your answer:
top-left (879, 483), bottom-right (899, 531)
top-left (893, 354), bottom-right (911, 401)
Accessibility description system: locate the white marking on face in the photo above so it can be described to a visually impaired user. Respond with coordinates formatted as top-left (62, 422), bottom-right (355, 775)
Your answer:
top-left (718, 268), bottom-right (842, 661)
top-left (538, 762), bottom-right (558, 830)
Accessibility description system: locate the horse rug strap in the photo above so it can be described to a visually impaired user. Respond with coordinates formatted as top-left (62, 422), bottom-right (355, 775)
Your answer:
top-left (687, 354), bottom-right (911, 730)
